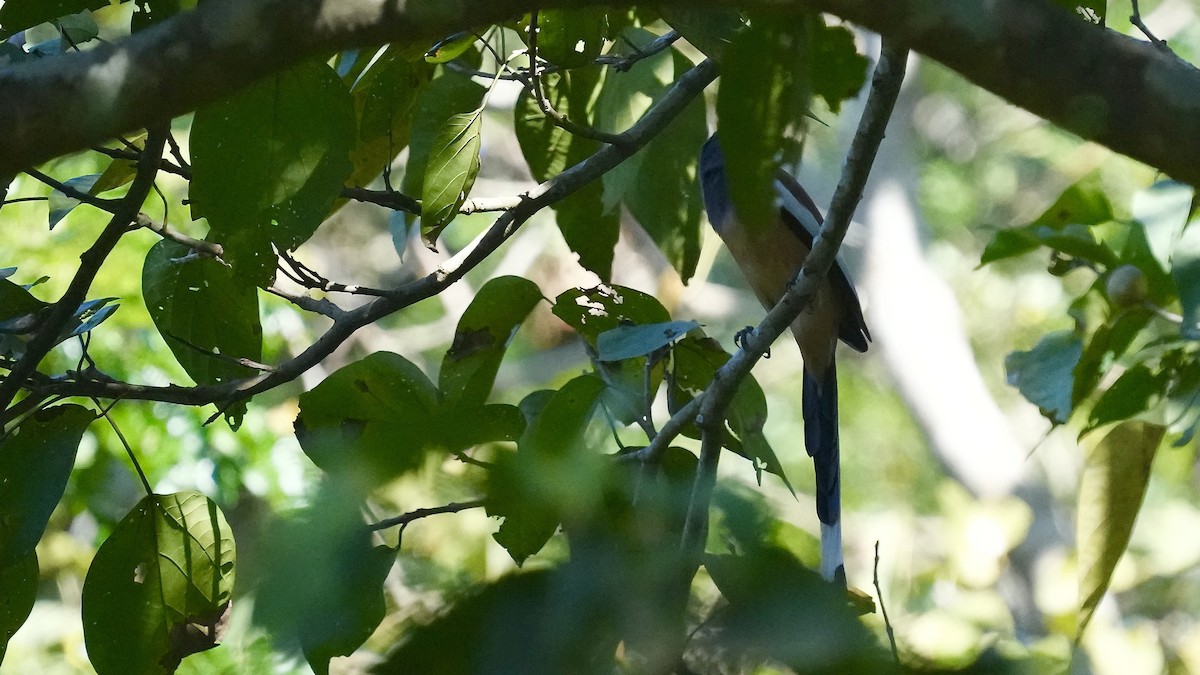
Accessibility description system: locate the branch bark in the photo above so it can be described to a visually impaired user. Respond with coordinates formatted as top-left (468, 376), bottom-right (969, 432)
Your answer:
top-left (1, 0), bottom-right (1197, 184)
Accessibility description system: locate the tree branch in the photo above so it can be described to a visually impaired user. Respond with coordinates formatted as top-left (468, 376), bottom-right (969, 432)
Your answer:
top-left (678, 42), bottom-right (908, 562)
top-left (1, 0), bottom-right (1198, 185)
top-left (10, 59), bottom-right (718, 415)
top-left (0, 125), bottom-right (168, 412)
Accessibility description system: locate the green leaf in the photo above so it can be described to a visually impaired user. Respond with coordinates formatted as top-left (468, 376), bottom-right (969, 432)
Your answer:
top-left (402, 71), bottom-right (486, 208)
top-left (716, 15), bottom-right (813, 232)
top-left (420, 107), bottom-right (483, 244)
top-left (514, 67), bottom-right (616, 278)
top-left (0, 551), bottom-right (38, 661)
top-left (0, 0), bottom-right (108, 40)
top-left (981, 177), bottom-right (1116, 266)
top-left (809, 22), bottom-right (869, 113)
top-left (143, 240), bottom-right (263, 386)
top-left (660, 7), bottom-right (743, 59)
top-left (1170, 211), bottom-right (1200, 339)
top-left (0, 272), bottom-right (49, 322)
top-left (295, 352), bottom-right (441, 485)
top-left (1133, 180), bottom-right (1193, 274)
top-left (0, 404), bottom-right (94, 567)
top-left (1005, 330), bottom-right (1084, 424)
top-left (439, 276), bottom-right (543, 407)
top-left (251, 485), bottom-right (391, 675)
top-left (551, 284), bottom-right (671, 345)
top-left (434, 404), bottom-right (526, 452)
top-left (190, 60), bottom-right (355, 285)
top-left (1072, 308), bottom-right (1152, 407)
top-left (1085, 365), bottom-right (1165, 433)
top-left (488, 375), bottom-right (606, 564)
top-left (347, 46), bottom-right (433, 189)
top-left (1076, 421), bottom-right (1162, 639)
top-left (47, 173), bottom-right (98, 229)
top-left (424, 32), bottom-right (476, 64)
top-left (536, 9), bottom-right (608, 69)
top-left (82, 491), bottom-right (236, 675)
top-left (596, 320), bottom-right (698, 362)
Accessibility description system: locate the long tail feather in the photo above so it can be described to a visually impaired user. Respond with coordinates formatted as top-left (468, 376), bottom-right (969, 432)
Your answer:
top-left (803, 362), bottom-right (843, 584)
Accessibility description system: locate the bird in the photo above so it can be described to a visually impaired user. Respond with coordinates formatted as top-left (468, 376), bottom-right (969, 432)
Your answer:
top-left (698, 134), bottom-right (870, 584)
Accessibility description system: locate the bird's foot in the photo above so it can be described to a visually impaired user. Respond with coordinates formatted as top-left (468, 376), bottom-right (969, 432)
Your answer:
top-left (734, 326), bottom-right (769, 358)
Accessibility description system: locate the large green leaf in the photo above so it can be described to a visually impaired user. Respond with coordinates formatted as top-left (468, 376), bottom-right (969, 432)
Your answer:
top-left (82, 492), bottom-right (236, 675)
top-left (142, 240), bottom-right (263, 387)
top-left (190, 60), bottom-right (355, 285)
top-left (513, 67), bottom-right (617, 278)
top-left (716, 16), bottom-right (813, 232)
top-left (1076, 421), bottom-right (1162, 639)
top-left (0, 551), bottom-right (38, 662)
top-left (295, 352), bottom-right (441, 485)
top-left (1084, 364), bottom-right (1166, 433)
top-left (981, 177), bottom-right (1117, 266)
top-left (551, 284), bottom-right (671, 345)
top-left (420, 107), bottom-right (484, 244)
top-left (251, 484), bottom-right (392, 675)
top-left (596, 320), bottom-right (698, 362)
top-left (0, 404), bottom-right (94, 567)
top-left (1005, 330), bottom-right (1084, 424)
top-left (402, 72), bottom-right (486, 209)
top-left (808, 21), bottom-right (869, 114)
top-left (439, 276), bottom-right (544, 407)
top-left (0, 0), bottom-right (108, 39)
top-left (536, 9), bottom-right (608, 69)
top-left (488, 375), bottom-right (606, 564)
top-left (347, 46), bottom-right (433, 189)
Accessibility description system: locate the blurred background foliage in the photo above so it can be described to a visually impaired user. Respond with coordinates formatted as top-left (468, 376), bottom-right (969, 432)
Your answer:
top-left (2, 0), bottom-right (1200, 673)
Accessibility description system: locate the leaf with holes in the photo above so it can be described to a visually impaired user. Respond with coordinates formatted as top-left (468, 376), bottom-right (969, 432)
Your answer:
top-left (82, 491), bottom-right (236, 675)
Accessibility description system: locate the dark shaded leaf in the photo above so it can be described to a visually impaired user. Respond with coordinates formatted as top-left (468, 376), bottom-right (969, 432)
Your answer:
top-left (347, 46), bottom-right (433, 189)
top-left (440, 276), bottom-right (543, 407)
top-left (1077, 421), bottom-right (1163, 639)
top-left (1085, 365), bottom-right (1165, 433)
top-left (0, 0), bottom-right (108, 40)
top-left (295, 352), bottom-right (440, 486)
top-left (660, 7), bottom-right (743, 58)
top-left (0, 551), bottom-right (38, 661)
top-left (143, 240), bottom-right (262, 387)
top-left (82, 492), bottom-right (236, 675)
top-left (809, 21), bottom-right (869, 113)
top-left (488, 376), bottom-right (606, 564)
top-left (0, 404), bottom-right (94, 567)
top-left (191, 60), bottom-right (355, 285)
top-left (1005, 330), bottom-right (1084, 424)
top-left (536, 9), bottom-right (607, 69)
top-left (1170, 213), bottom-right (1200, 339)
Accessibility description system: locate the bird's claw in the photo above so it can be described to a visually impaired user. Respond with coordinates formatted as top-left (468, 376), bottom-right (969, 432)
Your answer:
top-left (734, 326), bottom-right (769, 358)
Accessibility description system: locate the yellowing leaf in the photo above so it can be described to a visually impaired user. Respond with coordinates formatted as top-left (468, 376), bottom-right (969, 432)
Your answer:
top-left (1076, 421), bottom-right (1163, 639)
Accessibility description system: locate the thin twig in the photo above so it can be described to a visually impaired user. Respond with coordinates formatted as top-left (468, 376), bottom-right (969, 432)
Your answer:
top-left (23, 168), bottom-right (120, 212)
top-left (874, 541), bottom-right (900, 665)
top-left (96, 400), bottom-right (153, 495)
top-left (527, 11), bottom-right (628, 146)
top-left (596, 30), bottom-right (680, 72)
top-left (368, 499), bottom-right (485, 531)
top-left (10, 60), bottom-right (719, 418)
top-left (135, 213), bottom-right (225, 258)
top-left (162, 331), bottom-right (277, 373)
top-left (0, 125), bottom-right (168, 412)
top-left (1130, 0), bottom-right (1171, 52)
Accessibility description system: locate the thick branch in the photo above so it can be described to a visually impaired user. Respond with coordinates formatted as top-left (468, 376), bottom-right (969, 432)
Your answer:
top-left (1, 0), bottom-right (1198, 184)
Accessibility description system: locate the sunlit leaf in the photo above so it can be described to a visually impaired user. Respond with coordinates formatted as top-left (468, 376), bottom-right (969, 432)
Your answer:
top-left (1132, 180), bottom-right (1192, 274)
top-left (424, 31), bottom-right (475, 64)
top-left (439, 276), bottom-right (543, 407)
top-left (1072, 308), bottom-right (1152, 407)
top-left (82, 492), bottom-right (236, 675)
top-left (551, 284), bottom-right (671, 345)
top-left (1085, 364), bottom-right (1165, 433)
top-left (143, 240), bottom-right (263, 386)
top-left (981, 177), bottom-right (1116, 266)
top-left (191, 60), bottom-right (355, 285)
top-left (0, 404), bottom-right (94, 567)
top-left (403, 71), bottom-right (486, 207)
top-left (1076, 421), bottom-right (1162, 639)
top-left (1005, 330), bottom-right (1084, 424)
top-left (420, 107), bottom-right (483, 244)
